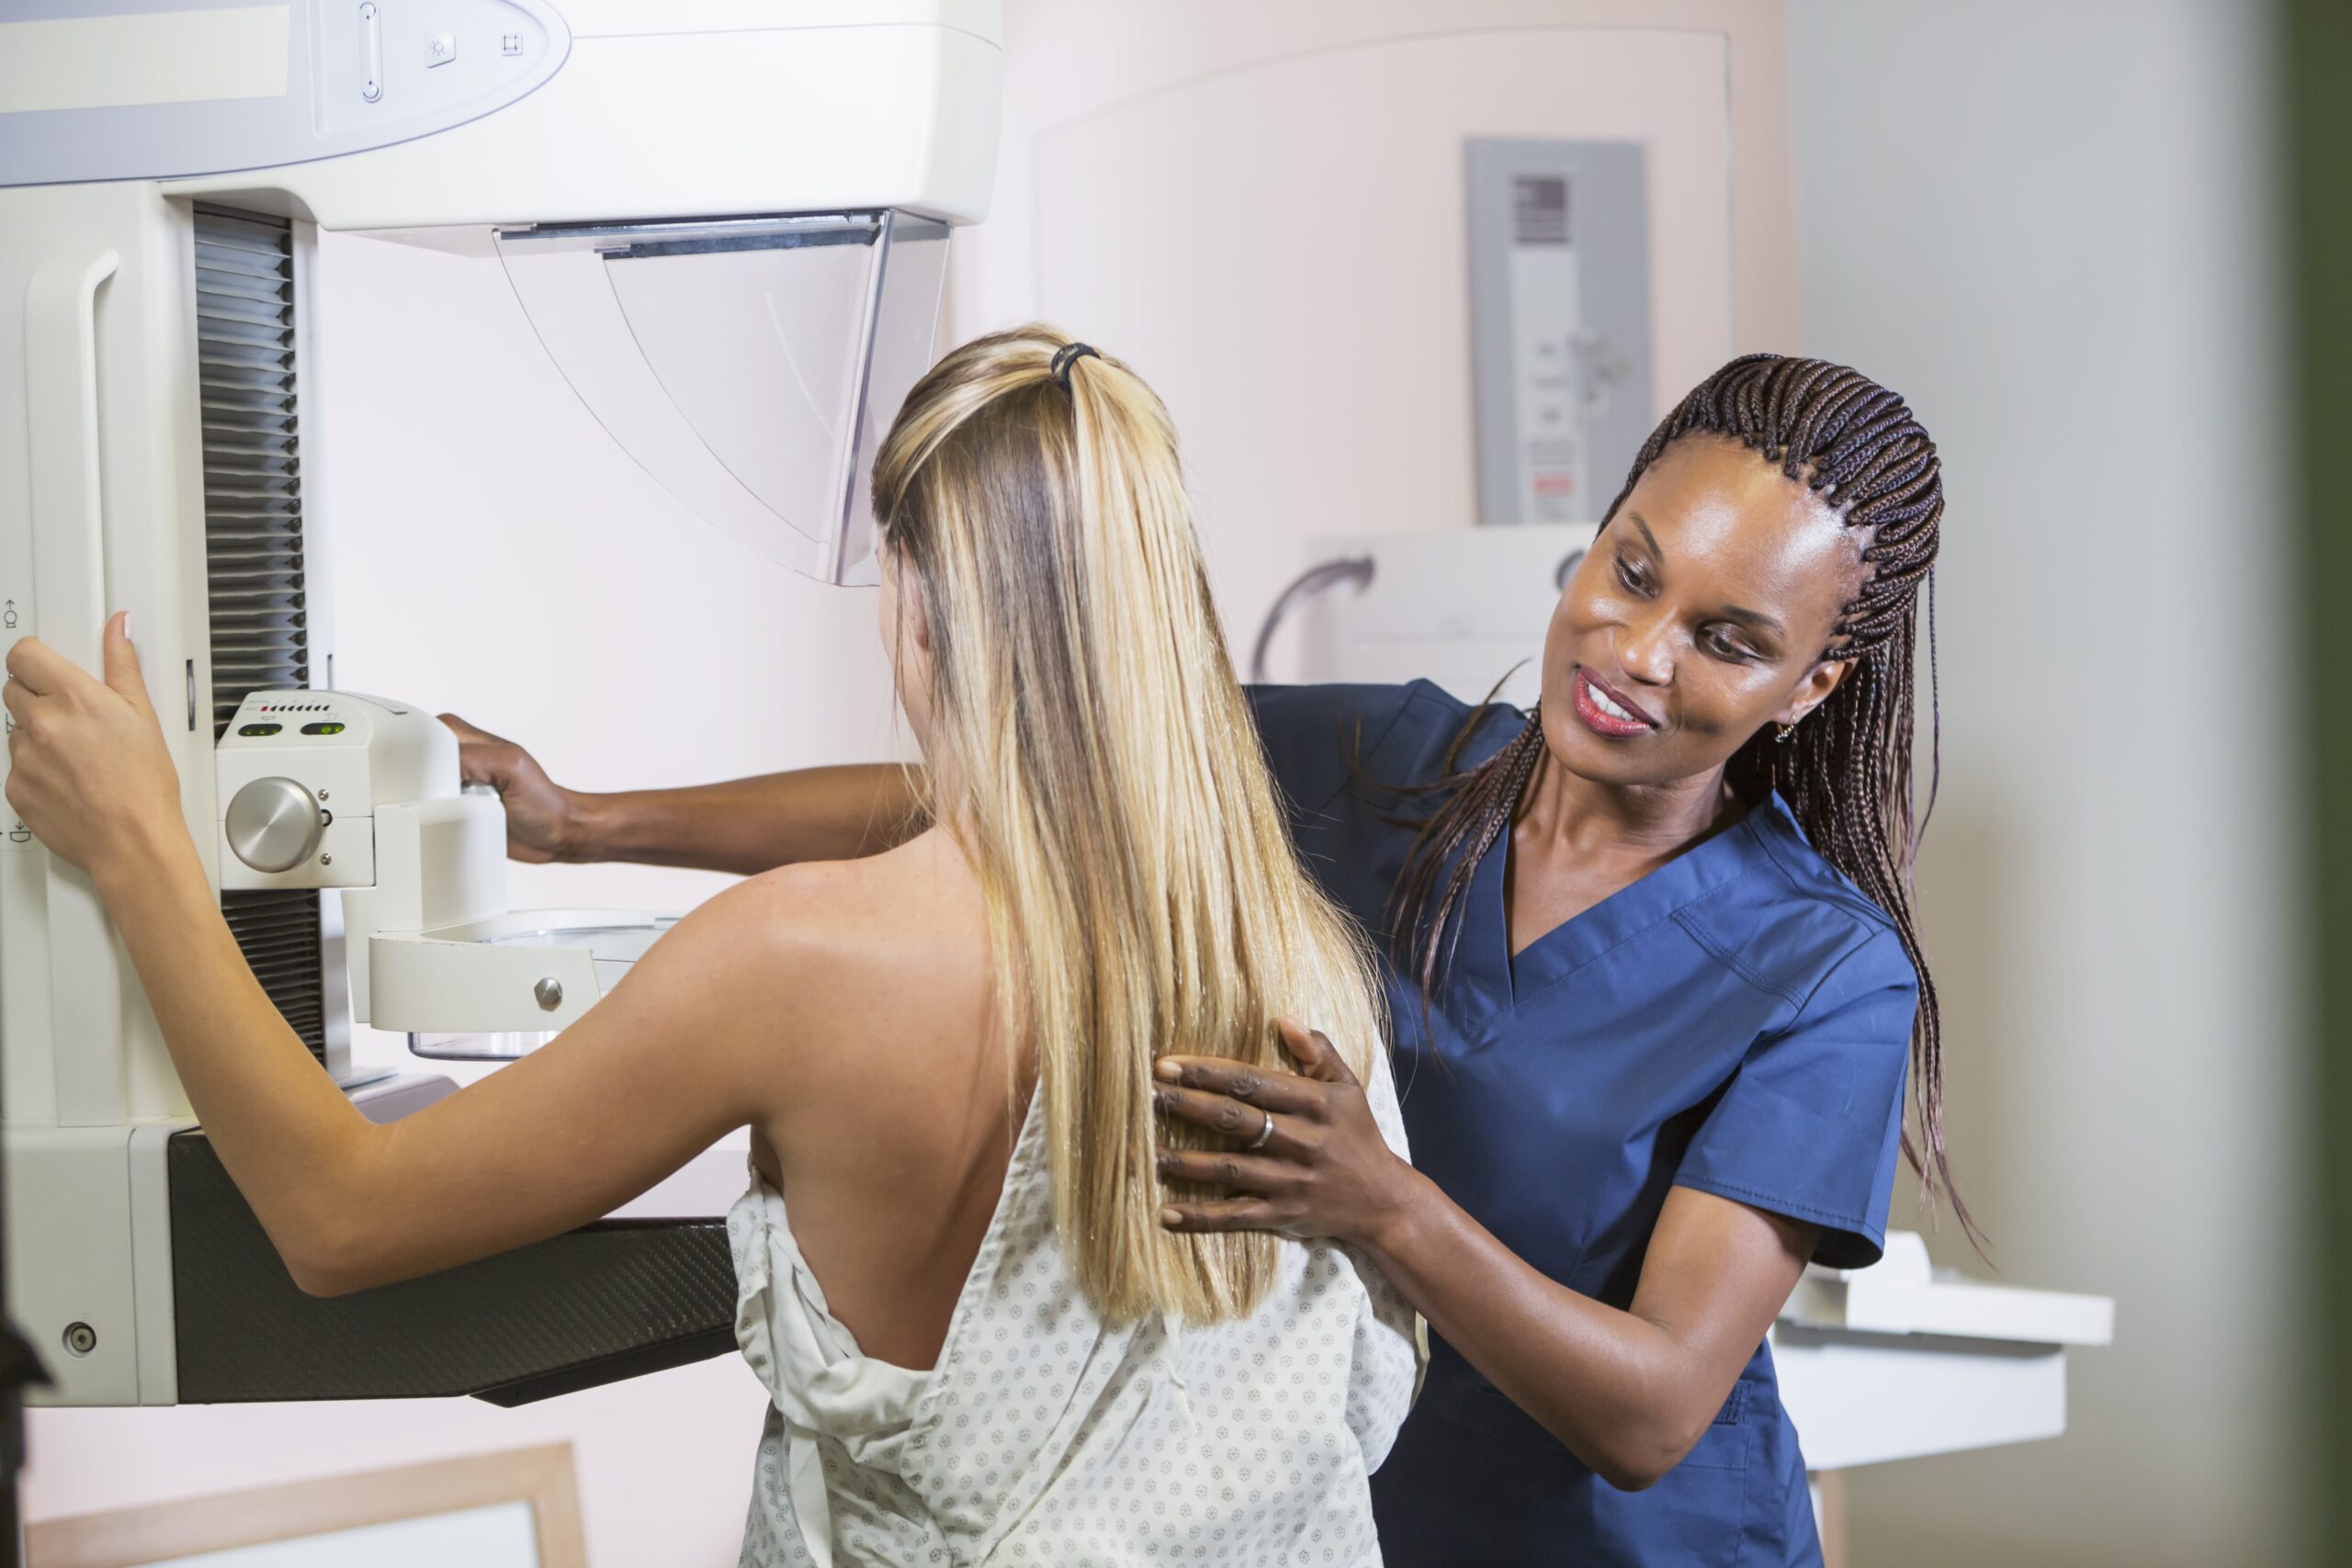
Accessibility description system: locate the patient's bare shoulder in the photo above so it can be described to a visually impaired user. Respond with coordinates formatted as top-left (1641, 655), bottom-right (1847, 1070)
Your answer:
top-left (726, 830), bottom-right (983, 961)
top-left (673, 830), bottom-right (992, 1080)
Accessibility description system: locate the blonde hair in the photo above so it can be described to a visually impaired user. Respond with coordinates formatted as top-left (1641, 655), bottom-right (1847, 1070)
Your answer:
top-left (871, 325), bottom-right (1386, 1325)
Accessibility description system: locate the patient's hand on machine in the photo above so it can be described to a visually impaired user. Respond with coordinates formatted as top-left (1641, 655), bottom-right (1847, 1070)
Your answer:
top-left (4, 617), bottom-right (183, 875)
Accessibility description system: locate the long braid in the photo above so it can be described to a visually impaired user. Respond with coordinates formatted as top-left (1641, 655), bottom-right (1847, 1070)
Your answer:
top-left (1383, 714), bottom-right (1545, 1010)
top-left (1391, 353), bottom-right (1974, 1246)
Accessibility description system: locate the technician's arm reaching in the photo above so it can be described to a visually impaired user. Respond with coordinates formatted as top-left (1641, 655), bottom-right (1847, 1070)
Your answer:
top-left (441, 712), bottom-right (922, 874)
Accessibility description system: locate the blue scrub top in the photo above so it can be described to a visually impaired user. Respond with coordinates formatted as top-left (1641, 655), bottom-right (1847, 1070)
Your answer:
top-left (1249, 681), bottom-right (1919, 1568)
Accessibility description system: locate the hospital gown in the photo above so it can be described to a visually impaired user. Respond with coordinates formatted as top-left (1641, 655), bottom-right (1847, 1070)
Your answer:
top-left (727, 1052), bottom-right (1421, 1568)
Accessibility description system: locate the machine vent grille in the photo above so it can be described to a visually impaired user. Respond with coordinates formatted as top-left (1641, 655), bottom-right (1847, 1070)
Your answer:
top-left (195, 203), bottom-right (310, 731)
top-left (195, 205), bottom-right (328, 1066)
top-left (219, 890), bottom-right (329, 1056)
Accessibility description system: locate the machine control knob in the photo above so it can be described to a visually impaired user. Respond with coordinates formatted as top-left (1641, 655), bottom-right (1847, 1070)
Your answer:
top-left (226, 776), bottom-right (326, 874)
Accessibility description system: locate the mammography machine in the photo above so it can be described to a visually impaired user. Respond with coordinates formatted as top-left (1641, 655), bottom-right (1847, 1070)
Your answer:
top-left (0, 0), bottom-right (1000, 1407)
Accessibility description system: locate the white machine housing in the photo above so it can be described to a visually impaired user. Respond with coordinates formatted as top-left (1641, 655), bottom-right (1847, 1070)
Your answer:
top-left (1774, 1231), bottom-right (2115, 1471)
top-left (214, 689), bottom-right (668, 1042)
top-left (215, 690), bottom-right (469, 899)
top-left (0, 0), bottom-right (1001, 1405)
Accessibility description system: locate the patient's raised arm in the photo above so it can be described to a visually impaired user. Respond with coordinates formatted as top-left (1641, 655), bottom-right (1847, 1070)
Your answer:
top-left (440, 713), bottom-right (926, 874)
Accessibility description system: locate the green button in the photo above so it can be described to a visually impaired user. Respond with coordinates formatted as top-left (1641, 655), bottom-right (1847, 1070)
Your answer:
top-left (300, 721), bottom-right (345, 736)
top-left (237, 722), bottom-right (281, 737)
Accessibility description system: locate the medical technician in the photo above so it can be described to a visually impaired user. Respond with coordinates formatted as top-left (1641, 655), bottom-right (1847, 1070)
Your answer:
top-left (440, 353), bottom-right (1955, 1566)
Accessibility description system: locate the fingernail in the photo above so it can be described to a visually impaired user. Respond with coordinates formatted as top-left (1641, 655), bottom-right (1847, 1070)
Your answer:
top-left (1159, 1207), bottom-right (1181, 1227)
top-left (120, 612), bottom-right (132, 642)
top-left (1153, 1059), bottom-right (1179, 1081)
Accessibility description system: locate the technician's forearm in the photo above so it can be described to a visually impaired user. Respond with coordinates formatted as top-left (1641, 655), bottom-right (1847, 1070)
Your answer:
top-left (1365, 1170), bottom-right (1713, 1490)
top-left (568, 764), bottom-right (926, 874)
top-left (93, 830), bottom-right (378, 1290)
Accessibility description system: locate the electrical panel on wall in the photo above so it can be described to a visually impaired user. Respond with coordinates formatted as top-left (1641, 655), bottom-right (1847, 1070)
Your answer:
top-left (1465, 139), bottom-right (1654, 525)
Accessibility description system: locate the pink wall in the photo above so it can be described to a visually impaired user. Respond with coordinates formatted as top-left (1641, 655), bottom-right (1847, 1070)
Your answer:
top-left (28, 1359), bottom-right (766, 1566)
top-left (950, 0), bottom-right (1798, 673)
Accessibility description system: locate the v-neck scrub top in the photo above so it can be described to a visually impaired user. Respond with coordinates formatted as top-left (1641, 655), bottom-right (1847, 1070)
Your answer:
top-left (1249, 681), bottom-right (1920, 1568)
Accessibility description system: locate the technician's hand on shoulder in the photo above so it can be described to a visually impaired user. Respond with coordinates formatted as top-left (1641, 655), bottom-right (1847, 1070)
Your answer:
top-left (437, 712), bottom-right (579, 863)
top-left (1154, 1017), bottom-right (1422, 1249)
top-left (3, 613), bottom-right (183, 882)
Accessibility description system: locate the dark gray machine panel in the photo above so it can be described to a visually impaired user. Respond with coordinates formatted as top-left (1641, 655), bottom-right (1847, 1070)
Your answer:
top-left (195, 204), bottom-right (337, 1073)
top-left (167, 1128), bottom-right (737, 1405)
top-left (1465, 139), bottom-right (1654, 525)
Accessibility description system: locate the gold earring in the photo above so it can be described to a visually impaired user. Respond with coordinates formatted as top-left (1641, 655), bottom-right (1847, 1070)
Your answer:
top-left (1775, 721), bottom-right (1797, 744)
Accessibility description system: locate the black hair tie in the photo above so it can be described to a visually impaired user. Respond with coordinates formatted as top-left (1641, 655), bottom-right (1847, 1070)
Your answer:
top-left (1050, 342), bottom-right (1101, 389)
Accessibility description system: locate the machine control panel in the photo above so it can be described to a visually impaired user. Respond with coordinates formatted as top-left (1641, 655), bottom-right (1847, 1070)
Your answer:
top-left (0, 0), bottom-right (569, 187)
top-left (224, 777), bottom-right (328, 874)
top-left (215, 691), bottom-right (462, 890)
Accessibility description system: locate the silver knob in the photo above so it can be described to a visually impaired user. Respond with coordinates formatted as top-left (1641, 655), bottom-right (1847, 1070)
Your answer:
top-left (225, 776), bottom-right (325, 874)
top-left (534, 976), bottom-right (564, 1011)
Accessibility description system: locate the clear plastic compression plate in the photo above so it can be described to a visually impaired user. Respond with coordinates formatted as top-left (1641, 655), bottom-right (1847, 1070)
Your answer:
top-left (494, 211), bottom-right (949, 585)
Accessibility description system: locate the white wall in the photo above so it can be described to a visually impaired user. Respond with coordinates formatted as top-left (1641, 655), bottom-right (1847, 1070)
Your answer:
top-left (1786, 3), bottom-right (2297, 1562)
top-left (24, 227), bottom-right (910, 1565)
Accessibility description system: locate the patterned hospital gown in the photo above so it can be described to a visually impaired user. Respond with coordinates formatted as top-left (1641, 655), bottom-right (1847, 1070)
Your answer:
top-left (727, 1054), bottom-right (1422, 1568)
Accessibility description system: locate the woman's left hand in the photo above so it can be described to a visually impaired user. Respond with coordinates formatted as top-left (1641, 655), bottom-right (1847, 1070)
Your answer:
top-left (1154, 1017), bottom-right (1422, 1249)
top-left (5, 615), bottom-right (184, 883)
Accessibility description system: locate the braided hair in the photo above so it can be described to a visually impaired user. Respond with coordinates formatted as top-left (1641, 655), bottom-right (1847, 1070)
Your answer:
top-left (1387, 353), bottom-right (1971, 1241)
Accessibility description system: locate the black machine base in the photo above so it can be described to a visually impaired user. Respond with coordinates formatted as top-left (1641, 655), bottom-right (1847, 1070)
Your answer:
top-left (166, 1128), bottom-right (738, 1404)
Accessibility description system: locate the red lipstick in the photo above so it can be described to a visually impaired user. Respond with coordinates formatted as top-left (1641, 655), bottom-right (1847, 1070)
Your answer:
top-left (1570, 666), bottom-right (1658, 739)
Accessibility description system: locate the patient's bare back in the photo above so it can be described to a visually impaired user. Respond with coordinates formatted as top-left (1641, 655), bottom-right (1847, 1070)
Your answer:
top-left (734, 828), bottom-right (1012, 1371)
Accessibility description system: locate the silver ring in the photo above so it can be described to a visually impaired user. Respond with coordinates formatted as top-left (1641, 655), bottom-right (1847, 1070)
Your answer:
top-left (1247, 1107), bottom-right (1275, 1151)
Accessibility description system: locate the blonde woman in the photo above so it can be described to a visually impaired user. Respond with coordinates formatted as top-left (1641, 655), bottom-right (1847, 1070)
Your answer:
top-left (2, 327), bottom-right (1419, 1566)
